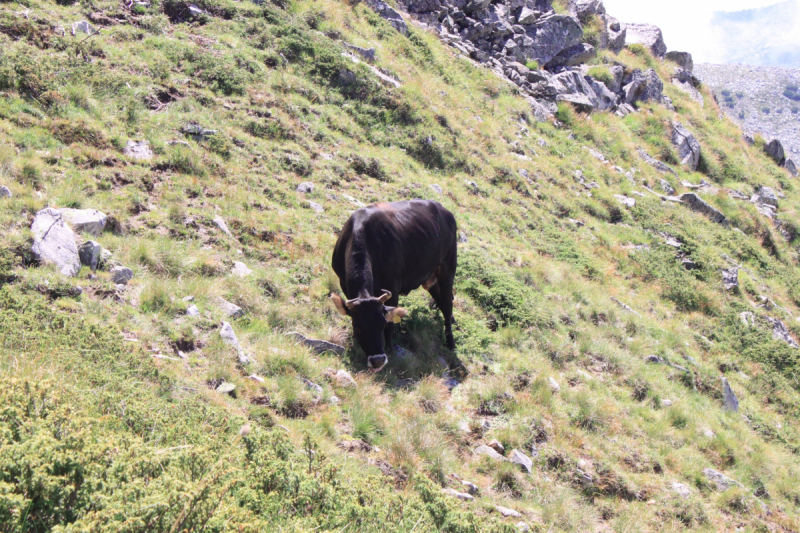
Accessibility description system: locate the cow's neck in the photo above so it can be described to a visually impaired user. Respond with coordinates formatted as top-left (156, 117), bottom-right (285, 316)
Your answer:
top-left (345, 243), bottom-right (375, 299)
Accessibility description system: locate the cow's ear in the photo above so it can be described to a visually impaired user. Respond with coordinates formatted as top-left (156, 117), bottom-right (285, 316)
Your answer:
top-left (385, 307), bottom-right (408, 323)
top-left (331, 293), bottom-right (349, 316)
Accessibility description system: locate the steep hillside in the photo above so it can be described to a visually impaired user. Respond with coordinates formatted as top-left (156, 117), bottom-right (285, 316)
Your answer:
top-left (2, 0), bottom-right (800, 531)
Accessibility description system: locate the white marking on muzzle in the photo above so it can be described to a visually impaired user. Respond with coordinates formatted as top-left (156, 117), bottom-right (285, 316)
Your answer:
top-left (367, 354), bottom-right (388, 371)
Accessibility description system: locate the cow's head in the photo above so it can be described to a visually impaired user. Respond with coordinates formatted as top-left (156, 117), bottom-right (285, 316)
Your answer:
top-left (331, 290), bottom-right (408, 370)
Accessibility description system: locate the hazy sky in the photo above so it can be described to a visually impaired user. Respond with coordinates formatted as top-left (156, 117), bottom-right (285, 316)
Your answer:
top-left (603, 0), bottom-right (798, 63)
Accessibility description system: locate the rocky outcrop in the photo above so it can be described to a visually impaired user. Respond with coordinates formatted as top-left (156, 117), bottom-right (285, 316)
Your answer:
top-left (765, 139), bottom-right (786, 166)
top-left (665, 51), bottom-right (693, 72)
top-left (58, 208), bottom-right (107, 237)
top-left (623, 69), bottom-right (663, 106)
top-left (672, 121), bottom-right (701, 170)
top-left (569, 0), bottom-right (604, 22)
top-left (31, 208), bottom-right (81, 277)
top-left (623, 23), bottom-right (666, 57)
top-left (526, 14), bottom-right (585, 67)
top-left (672, 68), bottom-right (703, 105)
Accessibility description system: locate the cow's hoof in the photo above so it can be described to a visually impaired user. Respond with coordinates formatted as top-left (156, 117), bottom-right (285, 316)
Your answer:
top-left (367, 354), bottom-right (388, 371)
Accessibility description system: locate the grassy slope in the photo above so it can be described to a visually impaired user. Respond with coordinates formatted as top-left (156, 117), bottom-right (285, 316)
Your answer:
top-left (2, 0), bottom-right (800, 530)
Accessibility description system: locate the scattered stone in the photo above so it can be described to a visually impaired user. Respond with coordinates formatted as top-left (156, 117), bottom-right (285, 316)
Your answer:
top-left (509, 449), bottom-right (533, 473)
top-left (703, 468), bottom-right (743, 491)
top-left (701, 427), bottom-right (715, 438)
top-left (308, 201), bottom-right (324, 213)
top-left (78, 240), bottom-right (102, 271)
top-left (488, 439), bottom-right (505, 455)
top-left (220, 321), bottom-right (250, 364)
top-left (458, 232), bottom-right (468, 244)
top-left (187, 4), bottom-right (209, 17)
top-left (474, 445), bottom-right (507, 461)
top-left (363, 0), bottom-right (407, 34)
top-left (721, 377), bottom-right (739, 412)
top-left (679, 193), bottom-right (727, 225)
top-left (666, 51), bottom-right (694, 72)
top-left (623, 69), bottom-right (664, 106)
top-left (546, 43), bottom-right (596, 69)
top-left (345, 43), bottom-right (376, 61)
top-left (31, 209), bottom-right (81, 277)
top-left (296, 182), bottom-right (314, 193)
top-left (212, 216), bottom-right (232, 237)
top-left (755, 186), bottom-right (778, 207)
top-left (394, 345), bottom-right (412, 360)
top-left (548, 377), bottom-right (560, 393)
top-left (672, 121), bottom-right (701, 171)
top-left (443, 377), bottom-right (460, 391)
top-left (525, 14), bottom-right (584, 67)
top-left (110, 266), bottom-right (133, 285)
top-left (672, 68), bottom-right (703, 104)
top-left (496, 505), bottom-right (522, 518)
top-left (722, 268), bottom-right (739, 291)
top-left (232, 261), bottom-right (252, 277)
top-left (460, 480), bottom-right (480, 495)
top-left (611, 297), bottom-right (641, 316)
top-left (637, 148), bottom-right (677, 176)
top-left (557, 93), bottom-right (594, 114)
top-left (743, 133), bottom-right (755, 145)
top-left (764, 316), bottom-right (799, 348)
top-left (59, 208), bottom-right (107, 237)
top-left (218, 298), bottom-right (245, 318)
top-left (765, 139), bottom-right (786, 166)
top-left (660, 179), bottom-right (676, 195)
top-left (123, 140), bottom-right (154, 161)
top-left (216, 382), bottom-right (236, 395)
top-left (186, 305), bottom-right (200, 317)
top-left (288, 332), bottom-right (345, 355)
top-left (182, 123), bottom-right (218, 140)
top-left (304, 379), bottom-right (324, 395)
top-left (614, 195), bottom-right (635, 208)
top-left (786, 159), bottom-right (798, 177)
top-left (430, 184), bottom-right (443, 195)
top-left (0, 186), bottom-right (12, 198)
top-left (71, 20), bottom-right (98, 36)
top-left (645, 354), bottom-right (665, 364)
top-left (334, 369), bottom-right (356, 387)
top-left (183, 295), bottom-right (195, 302)
top-left (517, 522), bottom-right (531, 533)
top-left (624, 23), bottom-right (667, 57)
top-left (671, 482), bottom-right (692, 498)
top-left (442, 488), bottom-right (474, 501)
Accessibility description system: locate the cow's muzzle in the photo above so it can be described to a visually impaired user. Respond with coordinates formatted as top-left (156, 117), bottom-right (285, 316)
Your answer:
top-left (367, 354), bottom-right (388, 371)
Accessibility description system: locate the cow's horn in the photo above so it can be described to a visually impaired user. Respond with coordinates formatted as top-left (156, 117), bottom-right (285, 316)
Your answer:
top-left (378, 290), bottom-right (392, 303)
top-left (345, 298), bottom-right (357, 309)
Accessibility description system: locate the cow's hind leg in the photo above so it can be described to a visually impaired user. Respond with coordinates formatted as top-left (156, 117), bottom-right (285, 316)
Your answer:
top-left (428, 263), bottom-right (456, 350)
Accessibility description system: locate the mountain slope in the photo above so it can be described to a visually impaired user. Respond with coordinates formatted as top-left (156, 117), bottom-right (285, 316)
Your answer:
top-left (2, 0), bottom-right (800, 531)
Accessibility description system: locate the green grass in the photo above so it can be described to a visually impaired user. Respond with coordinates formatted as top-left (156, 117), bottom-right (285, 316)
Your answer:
top-left (2, 0), bottom-right (800, 531)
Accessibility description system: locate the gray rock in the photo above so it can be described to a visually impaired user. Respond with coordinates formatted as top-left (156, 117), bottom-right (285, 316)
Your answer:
top-left (345, 43), bottom-right (376, 61)
top-left (672, 121), bottom-right (701, 170)
top-left (123, 140), bottom-right (154, 161)
top-left (442, 488), bottom-right (474, 501)
top-left (756, 186), bottom-right (778, 207)
top-left (0, 185), bottom-right (12, 198)
top-left (71, 20), bottom-right (98, 36)
top-left (289, 332), bottom-right (346, 355)
top-left (212, 216), bottom-right (232, 237)
top-left (337, 68), bottom-right (357, 85)
top-left (78, 240), bottom-right (102, 271)
top-left (623, 69), bottom-right (664, 106)
top-left (588, 78), bottom-right (618, 111)
top-left (59, 208), bottom-right (107, 237)
top-left (556, 93), bottom-right (594, 114)
top-left (296, 182), bottom-right (314, 193)
top-left (672, 70), bottom-right (704, 105)
top-left (216, 382), bottom-right (236, 395)
top-left (623, 23), bottom-right (666, 57)
top-left (515, 6), bottom-right (538, 25)
top-left (430, 184), bottom-right (443, 195)
top-left (524, 14), bottom-right (584, 67)
top-left (232, 261), bottom-right (252, 277)
top-left (546, 43), bottom-right (595, 69)
top-left (646, 354), bottom-right (665, 364)
top-left (110, 266), bottom-right (133, 285)
top-left (765, 316), bottom-right (799, 348)
top-left (666, 51), bottom-right (693, 72)
top-left (721, 377), bottom-right (739, 412)
top-left (220, 321), bottom-right (250, 364)
top-left (517, 522), bottom-right (531, 533)
top-left (703, 468), bottom-right (743, 491)
top-left (474, 445), bottom-right (507, 461)
top-left (614, 195), bottom-right (635, 208)
top-left (31, 208), bottom-right (81, 277)
top-left (660, 179), bottom-right (676, 195)
top-left (637, 148), bottom-right (677, 176)
top-left (671, 482), bottom-right (692, 498)
top-left (443, 377), bottom-right (461, 390)
top-left (602, 15), bottom-right (626, 53)
top-left (99, 249), bottom-right (112, 269)
top-left (679, 193), bottom-right (727, 225)
top-left (218, 298), bottom-right (244, 318)
top-left (363, 0), bottom-right (407, 34)
top-left (304, 379), bottom-right (324, 395)
top-left (786, 159), bottom-right (798, 177)
top-left (765, 139), bottom-right (786, 166)
top-left (548, 377), bottom-right (560, 392)
top-left (509, 449), bottom-right (533, 473)
top-left (722, 268), bottom-right (739, 291)
top-left (335, 369), bottom-right (357, 387)
top-left (186, 305), bottom-right (200, 317)
top-left (496, 505), bottom-right (522, 518)
top-left (488, 439), bottom-right (505, 455)
top-left (460, 480), bottom-right (480, 495)
top-left (181, 123), bottom-right (217, 140)
top-left (569, 0), bottom-right (605, 21)
top-left (743, 133), bottom-right (755, 145)
top-left (308, 201), bottom-right (325, 213)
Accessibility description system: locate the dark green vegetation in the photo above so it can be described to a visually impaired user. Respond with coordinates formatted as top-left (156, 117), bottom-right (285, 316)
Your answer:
top-left (3, 0), bottom-right (800, 530)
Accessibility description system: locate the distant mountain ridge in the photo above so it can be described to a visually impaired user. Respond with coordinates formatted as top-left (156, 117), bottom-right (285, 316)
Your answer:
top-left (710, 0), bottom-right (800, 68)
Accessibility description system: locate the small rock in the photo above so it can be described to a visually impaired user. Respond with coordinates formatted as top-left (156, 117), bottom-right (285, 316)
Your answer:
top-left (337, 68), bottom-right (357, 85)
top-left (304, 379), bottom-right (323, 395)
top-left (335, 369), bottom-right (356, 387)
top-left (671, 482), bottom-right (692, 498)
top-left (756, 186), bottom-right (778, 207)
top-left (722, 268), bottom-right (739, 291)
top-left (665, 51), bottom-right (694, 72)
top-left (786, 159), bottom-right (798, 178)
top-left (308, 201), bottom-right (324, 213)
top-left (548, 377), bottom-right (560, 393)
top-left (216, 382), bottom-right (236, 395)
top-left (220, 321), bottom-right (250, 364)
top-left (701, 427), bottom-right (715, 438)
top-left (638, 148), bottom-right (677, 176)
top-left (123, 140), bottom-right (154, 161)
top-left (442, 488), bottom-right (474, 502)
top-left (488, 439), bottom-right (505, 455)
top-left (614, 194), bottom-right (635, 208)
top-left (186, 305), bottom-right (200, 317)
top-left (443, 377), bottom-right (460, 391)
top-left (232, 261), bottom-right (252, 277)
top-left (672, 121), bottom-right (701, 171)
top-left (679, 193), bottom-right (727, 225)
top-left (99, 249), bottom-right (112, 268)
top-left (743, 133), bottom-right (755, 145)
top-left (78, 240), bottom-right (102, 271)
top-left (289, 332), bottom-right (345, 355)
top-left (0, 186), bottom-right (11, 198)
top-left (517, 522), bottom-right (531, 533)
top-left (110, 266), bottom-right (133, 285)
top-left (182, 123), bottom-right (217, 139)
top-left (624, 23), bottom-right (666, 57)
top-left (430, 184), bottom-right (443, 195)
top-left (474, 445), bottom-right (506, 461)
top-left (248, 374), bottom-right (265, 383)
top-left (187, 4), bottom-right (208, 17)
top-left (765, 139), bottom-right (786, 166)
top-left (213, 216), bottom-right (232, 237)
top-left (496, 505), bottom-right (522, 518)
top-left (660, 179), bottom-right (676, 195)
top-left (704, 468), bottom-right (743, 491)
top-left (645, 354), bottom-right (665, 364)
top-left (59, 208), bottom-right (107, 237)
top-left (218, 298), bottom-right (244, 318)
top-left (721, 377), bottom-right (739, 413)
top-left (509, 449), bottom-right (533, 473)
top-left (661, 399), bottom-right (673, 407)
top-left (458, 232), bottom-right (468, 244)
top-left (460, 480), bottom-right (479, 495)
top-left (345, 43), bottom-right (376, 61)
top-left (394, 345), bottom-right (412, 360)
top-left (296, 182), bottom-right (314, 193)
top-left (71, 20), bottom-right (97, 36)
top-left (182, 295), bottom-right (195, 302)
top-left (765, 316), bottom-right (799, 348)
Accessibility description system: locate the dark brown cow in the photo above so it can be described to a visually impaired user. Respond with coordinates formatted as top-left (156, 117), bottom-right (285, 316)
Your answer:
top-left (331, 200), bottom-right (458, 370)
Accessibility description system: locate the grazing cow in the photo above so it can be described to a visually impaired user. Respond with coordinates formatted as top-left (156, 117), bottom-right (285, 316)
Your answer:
top-left (331, 200), bottom-right (458, 370)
